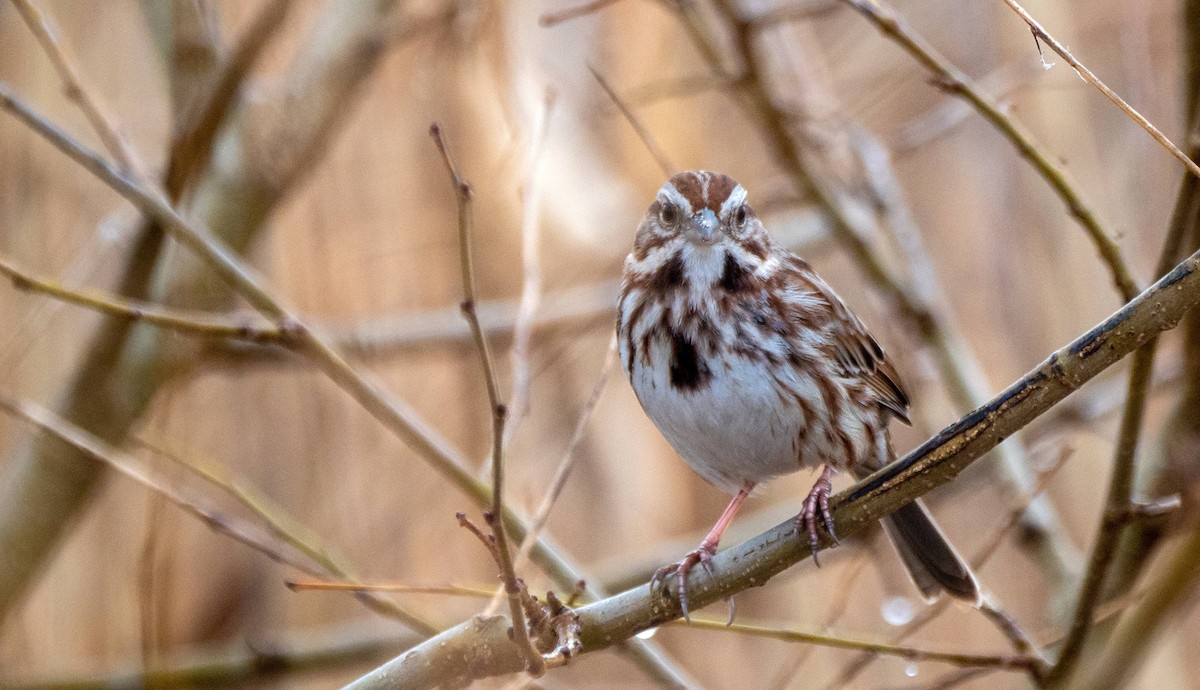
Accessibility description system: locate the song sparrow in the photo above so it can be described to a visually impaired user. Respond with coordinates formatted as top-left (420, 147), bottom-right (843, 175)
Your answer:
top-left (618, 171), bottom-right (980, 617)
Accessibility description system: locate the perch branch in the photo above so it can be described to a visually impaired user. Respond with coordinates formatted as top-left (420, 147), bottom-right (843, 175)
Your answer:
top-left (345, 245), bottom-right (1200, 689)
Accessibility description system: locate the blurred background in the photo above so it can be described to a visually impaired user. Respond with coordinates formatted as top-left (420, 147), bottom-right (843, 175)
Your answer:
top-left (0, 0), bottom-right (1197, 688)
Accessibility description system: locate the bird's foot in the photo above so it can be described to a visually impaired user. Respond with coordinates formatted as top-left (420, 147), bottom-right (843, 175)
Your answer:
top-left (796, 468), bottom-right (838, 566)
top-left (650, 542), bottom-right (717, 621)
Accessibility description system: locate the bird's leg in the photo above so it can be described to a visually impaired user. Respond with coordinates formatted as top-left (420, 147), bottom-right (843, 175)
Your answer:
top-left (797, 465), bottom-right (838, 566)
top-left (652, 481), bottom-right (754, 620)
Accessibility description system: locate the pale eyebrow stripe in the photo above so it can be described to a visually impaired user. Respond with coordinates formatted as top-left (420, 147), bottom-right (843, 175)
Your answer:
top-left (719, 184), bottom-right (747, 215)
top-left (659, 182), bottom-right (693, 213)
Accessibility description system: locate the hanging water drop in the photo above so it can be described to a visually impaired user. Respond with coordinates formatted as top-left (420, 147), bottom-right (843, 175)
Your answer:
top-left (881, 596), bottom-right (915, 626)
top-left (636, 626), bottom-right (658, 640)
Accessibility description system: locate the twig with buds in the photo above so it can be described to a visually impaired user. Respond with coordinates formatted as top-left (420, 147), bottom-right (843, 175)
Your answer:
top-left (432, 123), bottom-right (545, 677)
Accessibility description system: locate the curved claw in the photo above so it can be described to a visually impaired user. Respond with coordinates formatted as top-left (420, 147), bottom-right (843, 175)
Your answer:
top-left (797, 468), bottom-right (837, 566)
top-left (650, 545), bottom-right (716, 621)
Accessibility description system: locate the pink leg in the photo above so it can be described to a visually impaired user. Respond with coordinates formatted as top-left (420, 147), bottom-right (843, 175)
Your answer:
top-left (797, 465), bottom-right (837, 566)
top-left (652, 482), bottom-right (753, 620)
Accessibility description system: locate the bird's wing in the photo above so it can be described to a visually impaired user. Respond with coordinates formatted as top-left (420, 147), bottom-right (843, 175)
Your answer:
top-left (788, 258), bottom-right (912, 424)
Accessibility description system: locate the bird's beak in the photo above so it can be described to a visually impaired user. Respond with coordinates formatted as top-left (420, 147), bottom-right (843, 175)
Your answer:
top-left (687, 208), bottom-right (718, 243)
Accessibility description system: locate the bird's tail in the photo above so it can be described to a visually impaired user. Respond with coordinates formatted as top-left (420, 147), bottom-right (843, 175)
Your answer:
top-left (880, 499), bottom-right (981, 605)
top-left (857, 429), bottom-right (982, 605)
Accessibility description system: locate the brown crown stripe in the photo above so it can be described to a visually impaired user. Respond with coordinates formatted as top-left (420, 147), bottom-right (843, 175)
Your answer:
top-left (667, 171), bottom-right (739, 212)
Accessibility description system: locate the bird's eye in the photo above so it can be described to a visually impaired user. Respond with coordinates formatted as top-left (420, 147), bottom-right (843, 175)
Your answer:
top-left (660, 203), bottom-right (679, 225)
top-left (734, 205), bottom-right (748, 226)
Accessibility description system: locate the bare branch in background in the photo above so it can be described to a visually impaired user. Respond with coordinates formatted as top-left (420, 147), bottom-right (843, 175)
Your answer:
top-left (0, 0), bottom-right (403, 624)
top-left (0, 254), bottom-right (281, 343)
top-left (11, 0), bottom-right (144, 174)
top-left (505, 92), bottom-right (557, 445)
top-left (133, 435), bottom-right (436, 629)
top-left (683, 618), bottom-right (1040, 672)
top-left (538, 0), bottom-right (629, 27)
top-left (840, 0), bottom-right (1138, 301)
top-left (0, 623), bottom-right (422, 690)
top-left (589, 65), bottom-right (676, 176)
top-left (999, 0), bottom-right (1200, 182)
top-left (0, 395), bottom-right (436, 634)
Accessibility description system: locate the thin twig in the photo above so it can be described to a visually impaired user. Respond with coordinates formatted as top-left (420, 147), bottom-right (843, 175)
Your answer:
top-left (840, 0), bottom-right (1139, 302)
top-left (430, 123), bottom-right (544, 678)
top-left (768, 554), bottom-right (869, 689)
top-left (589, 65), bottom-right (675, 176)
top-left (132, 435), bottom-right (430, 628)
top-left (0, 254), bottom-right (281, 342)
top-left (512, 337), bottom-right (617, 575)
top-left (10, 0), bottom-right (142, 174)
top-left (681, 618), bottom-right (1041, 671)
top-left (285, 581), bottom-right (494, 598)
top-left (538, 0), bottom-right (628, 27)
top-left (627, 74), bottom-right (737, 106)
top-left (486, 337), bottom-right (617, 617)
top-left (0, 395), bottom-right (436, 634)
top-left (999, 0), bottom-right (1200, 183)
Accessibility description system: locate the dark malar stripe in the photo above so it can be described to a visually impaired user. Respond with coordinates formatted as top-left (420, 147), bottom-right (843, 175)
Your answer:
top-left (720, 253), bottom-right (755, 292)
top-left (649, 254), bottom-right (685, 291)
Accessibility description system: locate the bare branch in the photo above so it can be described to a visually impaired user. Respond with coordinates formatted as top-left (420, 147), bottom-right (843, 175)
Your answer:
top-left (430, 122), bottom-right (544, 678)
top-left (682, 618), bottom-right (1040, 671)
top-left (840, 0), bottom-right (1139, 302)
top-left (589, 65), bottom-right (675, 177)
top-left (506, 92), bottom-right (557, 445)
top-left (133, 436), bottom-right (434, 629)
top-left (538, 0), bottom-right (629, 27)
top-left (164, 0), bottom-right (291, 198)
top-left (0, 624), bottom-right (422, 690)
top-left (11, 0), bottom-right (143, 174)
top-left (999, 0), bottom-right (1200, 183)
top-left (0, 395), bottom-right (435, 634)
top-left (0, 254), bottom-right (281, 343)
